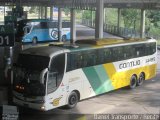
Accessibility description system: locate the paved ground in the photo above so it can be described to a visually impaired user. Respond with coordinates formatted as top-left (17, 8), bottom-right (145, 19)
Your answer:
top-left (76, 25), bottom-right (122, 40)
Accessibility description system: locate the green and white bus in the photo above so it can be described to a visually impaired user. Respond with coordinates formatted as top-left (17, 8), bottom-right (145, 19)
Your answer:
top-left (13, 38), bottom-right (157, 111)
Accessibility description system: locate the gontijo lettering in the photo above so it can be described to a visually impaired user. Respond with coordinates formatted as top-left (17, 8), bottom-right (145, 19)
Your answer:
top-left (119, 60), bottom-right (141, 69)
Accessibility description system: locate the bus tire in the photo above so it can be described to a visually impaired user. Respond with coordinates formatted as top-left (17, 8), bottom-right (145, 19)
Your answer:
top-left (66, 91), bottom-right (78, 109)
top-left (130, 75), bottom-right (137, 89)
top-left (32, 37), bottom-right (37, 44)
top-left (137, 72), bottom-right (145, 86)
top-left (62, 35), bottom-right (67, 42)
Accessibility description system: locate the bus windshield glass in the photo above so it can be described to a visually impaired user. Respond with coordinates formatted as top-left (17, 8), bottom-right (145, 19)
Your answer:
top-left (24, 26), bottom-right (31, 35)
top-left (13, 54), bottom-right (50, 96)
top-left (17, 54), bottom-right (50, 71)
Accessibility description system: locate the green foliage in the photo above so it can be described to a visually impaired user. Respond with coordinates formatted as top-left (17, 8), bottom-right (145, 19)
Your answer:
top-left (77, 7), bottom-right (159, 40)
top-left (29, 7), bottom-right (38, 14)
top-left (105, 8), bottom-right (118, 26)
top-left (146, 10), bottom-right (160, 28)
top-left (121, 9), bottom-right (140, 29)
top-left (82, 10), bottom-right (92, 19)
top-left (145, 10), bottom-right (160, 39)
top-left (63, 8), bottom-right (70, 16)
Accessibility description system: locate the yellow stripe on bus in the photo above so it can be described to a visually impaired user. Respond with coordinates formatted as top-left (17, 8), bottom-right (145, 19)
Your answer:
top-left (103, 63), bottom-right (157, 89)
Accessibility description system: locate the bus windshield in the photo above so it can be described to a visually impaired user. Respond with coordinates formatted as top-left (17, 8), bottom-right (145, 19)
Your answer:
top-left (23, 26), bottom-right (31, 35)
top-left (17, 54), bottom-right (50, 71)
top-left (13, 54), bottom-right (50, 96)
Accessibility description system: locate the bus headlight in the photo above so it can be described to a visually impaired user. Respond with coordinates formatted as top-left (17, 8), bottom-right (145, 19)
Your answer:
top-left (40, 106), bottom-right (45, 110)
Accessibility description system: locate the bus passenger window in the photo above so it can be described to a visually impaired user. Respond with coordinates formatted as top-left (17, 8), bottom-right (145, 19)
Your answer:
top-left (40, 22), bottom-right (48, 29)
top-left (67, 53), bottom-right (81, 71)
top-left (62, 22), bottom-right (70, 28)
top-left (117, 47), bottom-right (124, 61)
top-left (150, 43), bottom-right (156, 54)
top-left (103, 48), bottom-right (112, 63)
top-left (135, 45), bottom-right (145, 57)
top-left (47, 54), bottom-right (65, 94)
top-left (67, 53), bottom-right (71, 71)
top-left (137, 51), bottom-right (140, 56)
top-left (76, 54), bottom-right (83, 68)
top-left (111, 47), bottom-right (118, 62)
top-left (98, 49), bottom-right (104, 64)
top-left (82, 50), bottom-right (98, 67)
top-left (124, 45), bottom-right (135, 59)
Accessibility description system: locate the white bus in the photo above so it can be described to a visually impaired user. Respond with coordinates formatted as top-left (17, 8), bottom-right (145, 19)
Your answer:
top-left (13, 38), bottom-right (157, 111)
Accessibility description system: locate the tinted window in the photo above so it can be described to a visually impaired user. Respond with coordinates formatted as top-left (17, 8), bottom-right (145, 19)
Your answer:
top-left (135, 44), bottom-right (145, 57)
top-left (150, 43), bottom-right (156, 54)
top-left (111, 47), bottom-right (124, 61)
top-left (50, 54), bottom-right (65, 73)
top-left (49, 22), bottom-right (58, 28)
top-left (48, 54), bottom-right (65, 94)
top-left (103, 48), bottom-right (112, 63)
top-left (123, 45), bottom-right (135, 59)
top-left (17, 54), bottom-right (50, 71)
top-left (40, 22), bottom-right (48, 29)
top-left (62, 22), bottom-right (70, 28)
top-left (67, 50), bottom-right (98, 71)
top-left (66, 42), bottom-right (156, 71)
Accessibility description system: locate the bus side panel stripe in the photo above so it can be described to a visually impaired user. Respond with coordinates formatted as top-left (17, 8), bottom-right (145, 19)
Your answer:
top-left (103, 63), bottom-right (118, 89)
top-left (83, 67), bottom-right (102, 95)
top-left (83, 66), bottom-right (114, 95)
top-left (94, 65), bottom-right (114, 93)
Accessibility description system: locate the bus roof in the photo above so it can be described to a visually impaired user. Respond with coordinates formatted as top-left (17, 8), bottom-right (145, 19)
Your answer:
top-left (75, 38), bottom-right (148, 45)
top-left (19, 19), bottom-right (52, 22)
top-left (18, 19), bottom-right (70, 23)
top-left (21, 38), bottom-right (156, 57)
top-left (21, 45), bottom-right (67, 57)
top-left (68, 38), bottom-right (156, 52)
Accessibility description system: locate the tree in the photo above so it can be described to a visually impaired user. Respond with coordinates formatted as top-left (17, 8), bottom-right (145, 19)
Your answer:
top-left (63, 8), bottom-right (70, 16)
top-left (29, 7), bottom-right (38, 14)
top-left (121, 9), bottom-right (140, 30)
top-left (82, 10), bottom-right (92, 19)
top-left (146, 10), bottom-right (160, 28)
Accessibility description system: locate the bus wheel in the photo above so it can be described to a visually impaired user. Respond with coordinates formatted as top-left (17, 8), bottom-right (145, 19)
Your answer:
top-left (137, 73), bottom-right (145, 86)
top-left (67, 91), bottom-right (78, 109)
top-left (62, 35), bottom-right (67, 42)
top-left (130, 75), bottom-right (137, 89)
top-left (32, 37), bottom-right (37, 44)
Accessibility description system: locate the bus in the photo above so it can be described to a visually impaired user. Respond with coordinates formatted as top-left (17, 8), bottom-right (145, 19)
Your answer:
top-left (12, 38), bottom-right (157, 111)
top-left (16, 19), bottom-right (70, 43)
